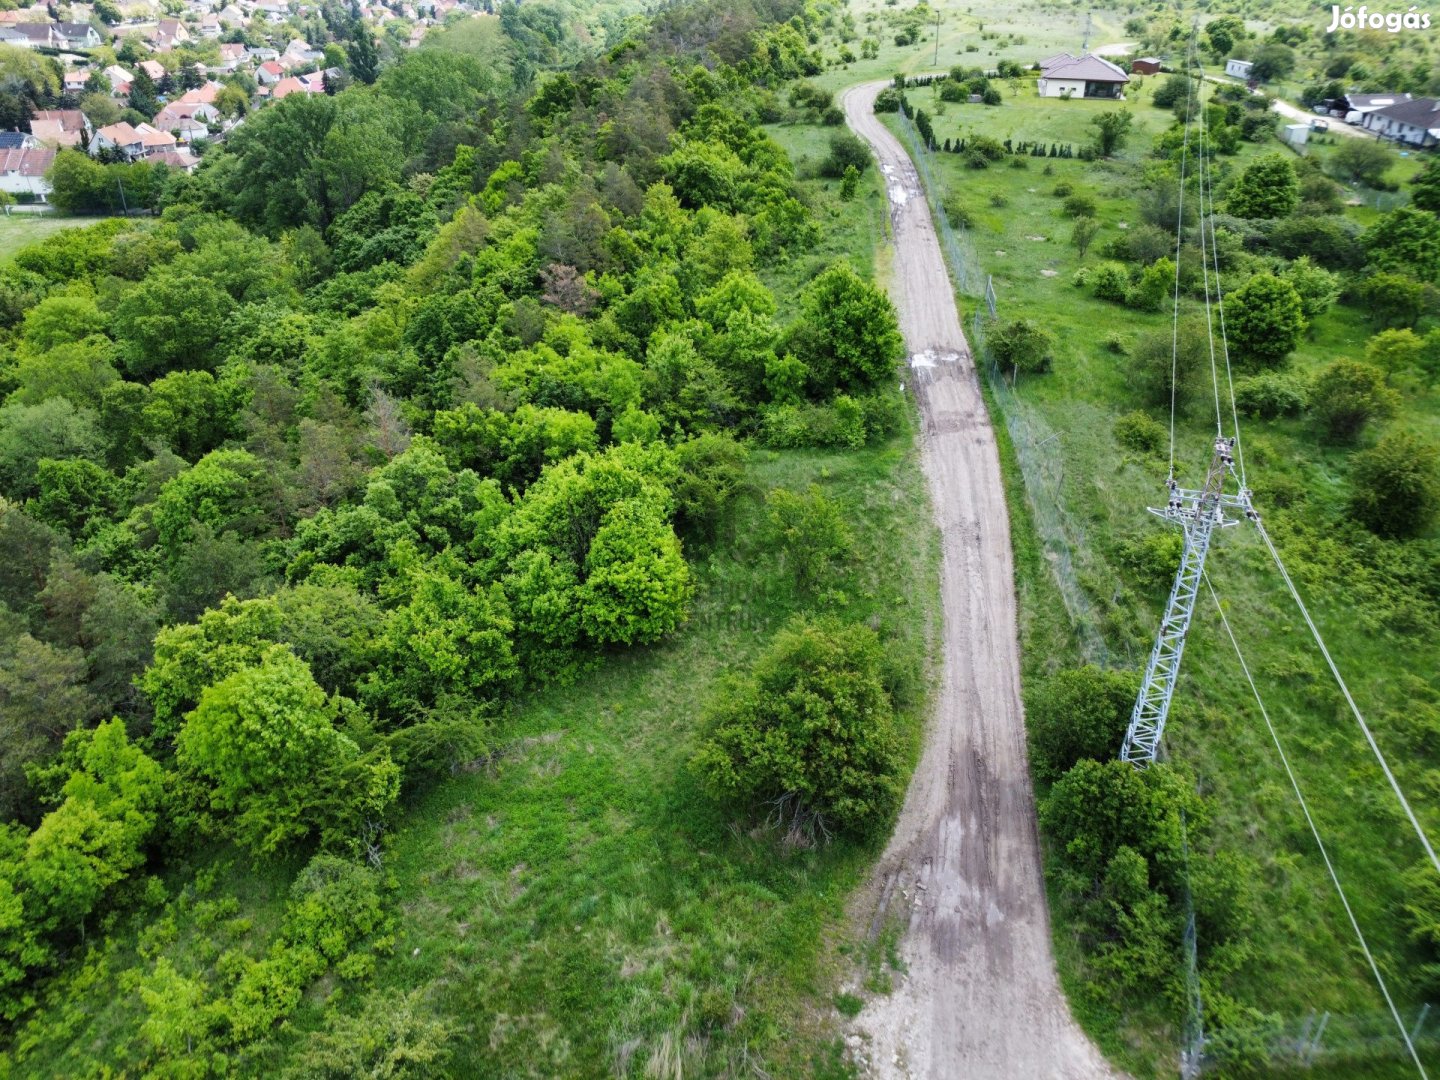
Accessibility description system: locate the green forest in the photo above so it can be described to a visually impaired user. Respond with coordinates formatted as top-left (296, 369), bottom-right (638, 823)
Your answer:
top-left (0, 0), bottom-right (949, 1075)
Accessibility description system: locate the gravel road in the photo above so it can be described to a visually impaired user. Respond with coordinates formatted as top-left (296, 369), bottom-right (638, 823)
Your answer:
top-left (841, 80), bottom-right (1123, 1080)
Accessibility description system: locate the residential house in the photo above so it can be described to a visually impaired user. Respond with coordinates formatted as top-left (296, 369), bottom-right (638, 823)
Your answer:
top-left (256, 59), bottom-right (284, 84)
top-left (1341, 92), bottom-right (1411, 124)
top-left (247, 46), bottom-right (280, 63)
top-left (62, 68), bottom-right (90, 93)
top-left (1036, 53), bottom-right (1129, 99)
top-left (198, 12), bottom-right (220, 36)
top-left (216, 42), bottom-right (248, 69)
top-left (91, 120), bottom-right (145, 157)
top-left (0, 26), bottom-right (36, 48)
top-left (1364, 97), bottom-right (1440, 148)
top-left (0, 146), bottom-right (56, 200)
top-left (269, 75), bottom-right (317, 100)
top-left (151, 148), bottom-right (199, 172)
top-left (217, 5), bottom-right (245, 24)
top-left (177, 81), bottom-right (223, 105)
top-left (255, 2), bottom-right (288, 23)
top-left (149, 17), bottom-right (188, 49)
top-left (104, 64), bottom-right (135, 93)
top-left (138, 123), bottom-right (176, 154)
top-left (1131, 57), bottom-right (1162, 75)
top-left (53, 21), bottom-right (102, 48)
top-left (0, 131), bottom-right (40, 150)
top-left (155, 99), bottom-right (218, 127)
top-left (1224, 58), bottom-right (1253, 80)
top-left (138, 59), bottom-right (165, 82)
top-left (6, 23), bottom-right (56, 48)
top-left (30, 109), bottom-right (91, 148)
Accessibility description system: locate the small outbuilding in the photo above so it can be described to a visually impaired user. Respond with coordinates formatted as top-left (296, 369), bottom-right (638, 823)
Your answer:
top-left (1131, 57), bottom-right (1162, 75)
top-left (1224, 58), bottom-right (1253, 80)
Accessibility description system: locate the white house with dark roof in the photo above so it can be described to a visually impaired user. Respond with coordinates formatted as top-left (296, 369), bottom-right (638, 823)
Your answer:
top-left (1037, 53), bottom-right (1129, 99)
top-left (1342, 93), bottom-right (1411, 124)
top-left (1364, 97), bottom-right (1440, 148)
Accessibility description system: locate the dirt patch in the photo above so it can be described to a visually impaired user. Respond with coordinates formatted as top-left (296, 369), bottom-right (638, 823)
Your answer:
top-left (840, 80), bottom-right (1124, 1080)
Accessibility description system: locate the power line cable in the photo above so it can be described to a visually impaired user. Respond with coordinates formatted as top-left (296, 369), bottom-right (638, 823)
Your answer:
top-left (1192, 88), bottom-right (1225, 435)
top-left (1195, 89), bottom-right (1247, 489)
top-left (1167, 31), bottom-right (1198, 480)
top-left (1250, 518), bottom-right (1440, 881)
top-left (1204, 573), bottom-right (1429, 1079)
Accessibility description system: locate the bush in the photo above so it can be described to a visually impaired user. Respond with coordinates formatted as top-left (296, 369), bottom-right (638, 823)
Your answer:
top-left (873, 88), bottom-right (902, 113)
top-left (1063, 193), bottom-right (1098, 218)
top-left (1090, 262), bottom-right (1130, 303)
top-left (691, 617), bottom-right (901, 840)
top-left (942, 191), bottom-right (972, 228)
top-left (821, 130), bottom-right (870, 179)
top-left (1233, 372), bottom-right (1308, 418)
top-left (1125, 257), bottom-right (1173, 313)
top-left (764, 484), bottom-right (854, 588)
top-left (1348, 432), bottom-right (1440, 538)
top-left (1114, 410), bottom-right (1166, 455)
top-left (1052, 181), bottom-right (1074, 197)
top-left (1226, 273), bottom-right (1306, 370)
top-left (1103, 331), bottom-right (1131, 356)
top-left (989, 192), bottom-right (1009, 208)
top-left (988, 318), bottom-right (1056, 374)
top-left (1027, 667), bottom-right (1139, 784)
top-left (1310, 359), bottom-right (1399, 442)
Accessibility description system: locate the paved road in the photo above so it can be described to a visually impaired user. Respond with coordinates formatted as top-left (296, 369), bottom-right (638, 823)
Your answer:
top-left (840, 80), bottom-right (1123, 1080)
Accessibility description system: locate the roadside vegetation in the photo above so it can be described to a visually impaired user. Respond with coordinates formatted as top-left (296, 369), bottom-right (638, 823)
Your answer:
top-left (0, 1), bottom-right (946, 1076)
top-left (865, 37), bottom-right (1439, 1079)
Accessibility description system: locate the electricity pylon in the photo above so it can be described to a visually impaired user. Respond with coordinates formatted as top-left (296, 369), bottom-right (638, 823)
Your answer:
top-left (1120, 435), bottom-right (1254, 766)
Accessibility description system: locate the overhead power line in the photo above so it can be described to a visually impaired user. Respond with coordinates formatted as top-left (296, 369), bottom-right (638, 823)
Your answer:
top-left (1204, 574), bottom-right (1429, 1080)
top-left (1252, 518), bottom-right (1440, 883)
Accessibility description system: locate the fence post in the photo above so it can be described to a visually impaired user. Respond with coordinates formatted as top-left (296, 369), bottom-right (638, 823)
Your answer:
top-left (1303, 1012), bottom-right (1330, 1065)
top-left (1410, 1003), bottom-right (1430, 1045)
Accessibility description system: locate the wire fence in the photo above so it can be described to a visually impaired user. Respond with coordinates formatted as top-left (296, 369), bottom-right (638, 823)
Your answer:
top-left (891, 100), bottom-right (1111, 666)
top-left (1196, 1002), bottom-right (1440, 1074)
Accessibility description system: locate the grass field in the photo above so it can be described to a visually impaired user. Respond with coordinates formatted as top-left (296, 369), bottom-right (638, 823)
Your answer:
top-left (1, 143), bottom-right (940, 1079)
top-left (0, 214), bottom-right (93, 262)
top-left (882, 77), bottom-right (1440, 1079)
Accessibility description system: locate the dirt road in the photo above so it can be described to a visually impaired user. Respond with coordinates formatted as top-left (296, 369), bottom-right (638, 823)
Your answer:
top-left (841, 80), bottom-right (1122, 1080)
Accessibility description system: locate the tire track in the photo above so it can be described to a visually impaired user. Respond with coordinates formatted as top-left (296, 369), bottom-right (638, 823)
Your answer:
top-left (841, 80), bottom-right (1123, 1080)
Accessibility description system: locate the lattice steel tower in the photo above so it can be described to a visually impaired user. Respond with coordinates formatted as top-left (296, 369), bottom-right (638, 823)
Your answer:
top-left (1120, 436), bottom-right (1254, 766)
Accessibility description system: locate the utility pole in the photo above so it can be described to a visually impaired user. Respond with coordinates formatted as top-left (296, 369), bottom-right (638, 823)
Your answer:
top-left (1082, 11), bottom-right (1092, 53)
top-left (1120, 435), bottom-right (1254, 766)
top-left (933, 10), bottom-right (941, 66)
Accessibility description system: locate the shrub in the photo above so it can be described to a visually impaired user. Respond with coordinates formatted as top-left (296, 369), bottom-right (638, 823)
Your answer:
top-left (1125, 256), bottom-right (1174, 313)
top-left (988, 318), bottom-right (1056, 374)
top-left (1063, 193), bottom-right (1098, 218)
top-left (1103, 331), bottom-right (1131, 356)
top-left (1052, 181), bottom-right (1074, 197)
top-left (1114, 410), bottom-right (1166, 455)
top-left (1226, 273), bottom-right (1306, 370)
top-left (989, 192), bottom-right (1009, 208)
top-left (873, 88), bottom-right (902, 113)
top-left (691, 617), bottom-right (901, 840)
top-left (943, 191), bottom-right (972, 228)
top-left (1071, 266), bottom-right (1092, 288)
top-left (822, 131), bottom-right (870, 179)
top-left (1310, 359), bottom-right (1398, 442)
top-left (1348, 432), bottom-right (1440, 538)
top-left (764, 484), bottom-right (854, 589)
top-left (1090, 262), bottom-right (1130, 303)
top-left (1027, 667), bottom-right (1139, 784)
top-left (1232, 372), bottom-right (1308, 418)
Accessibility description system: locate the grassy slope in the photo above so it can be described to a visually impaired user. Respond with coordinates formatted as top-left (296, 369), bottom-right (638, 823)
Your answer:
top-left (2, 135), bottom-right (942, 1080)
top-left (0, 215), bottom-right (92, 262)
top-left (880, 78), bottom-right (1439, 1078)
